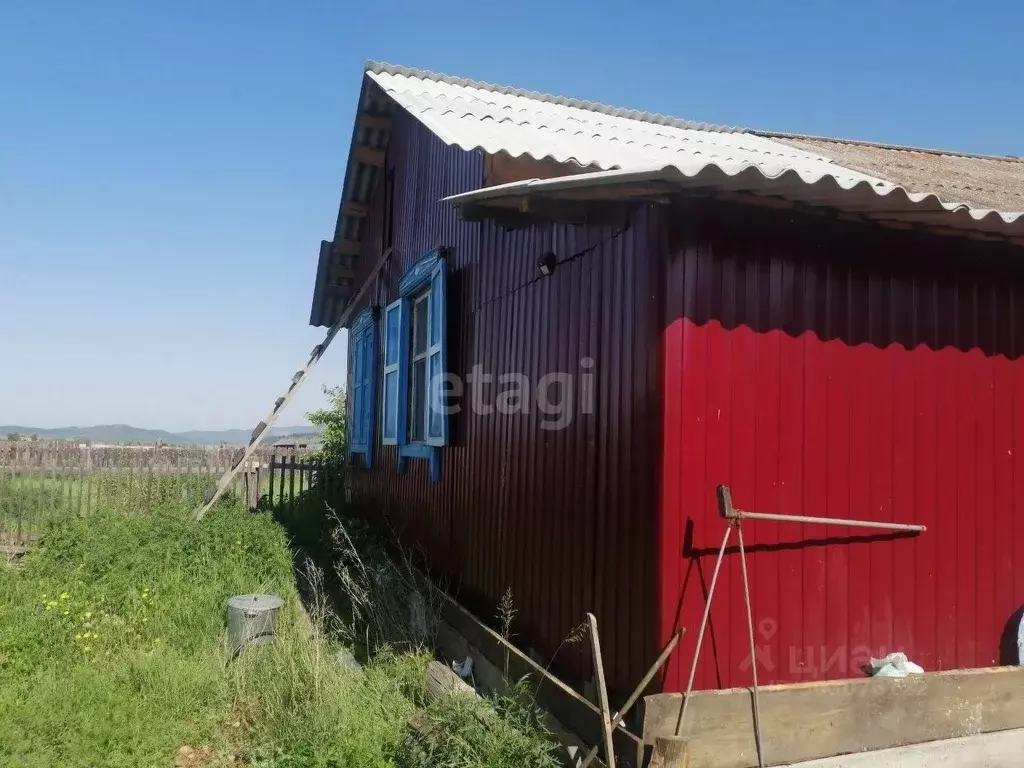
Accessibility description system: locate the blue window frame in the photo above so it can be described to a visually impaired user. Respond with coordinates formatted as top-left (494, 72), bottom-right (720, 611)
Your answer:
top-left (348, 307), bottom-right (377, 466)
top-left (381, 247), bottom-right (450, 481)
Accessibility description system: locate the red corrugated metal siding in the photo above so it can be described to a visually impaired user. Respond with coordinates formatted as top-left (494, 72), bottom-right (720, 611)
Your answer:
top-left (345, 110), bottom-right (663, 694)
top-left (659, 201), bottom-right (1024, 693)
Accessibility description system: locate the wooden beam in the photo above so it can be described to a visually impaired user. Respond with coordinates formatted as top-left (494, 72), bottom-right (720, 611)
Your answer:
top-left (641, 667), bottom-right (1024, 768)
top-left (334, 239), bottom-right (361, 256)
top-left (359, 113), bottom-right (392, 132)
top-left (437, 592), bottom-right (644, 763)
top-left (354, 145), bottom-right (385, 167)
top-left (458, 197), bottom-right (636, 227)
top-left (436, 619), bottom-right (603, 767)
top-left (425, 660), bottom-right (476, 699)
top-left (193, 247), bottom-right (393, 520)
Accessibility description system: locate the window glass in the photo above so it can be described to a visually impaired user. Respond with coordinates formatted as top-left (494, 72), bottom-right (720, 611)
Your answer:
top-left (430, 275), bottom-right (442, 347)
top-left (383, 371), bottom-right (398, 441)
top-left (428, 352), bottom-right (442, 438)
top-left (385, 305), bottom-right (400, 365)
top-left (409, 357), bottom-right (427, 442)
top-left (413, 294), bottom-right (429, 356)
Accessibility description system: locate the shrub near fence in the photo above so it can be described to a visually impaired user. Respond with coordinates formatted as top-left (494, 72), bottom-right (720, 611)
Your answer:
top-left (0, 442), bottom-right (338, 548)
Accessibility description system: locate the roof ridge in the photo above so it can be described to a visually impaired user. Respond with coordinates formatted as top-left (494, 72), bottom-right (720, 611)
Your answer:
top-left (756, 130), bottom-right (1024, 164)
top-left (364, 60), bottom-right (746, 135)
top-left (366, 61), bottom-right (1023, 164)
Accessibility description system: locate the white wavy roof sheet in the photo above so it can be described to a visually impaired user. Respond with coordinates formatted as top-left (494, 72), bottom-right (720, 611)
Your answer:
top-left (366, 62), bottom-right (1024, 239)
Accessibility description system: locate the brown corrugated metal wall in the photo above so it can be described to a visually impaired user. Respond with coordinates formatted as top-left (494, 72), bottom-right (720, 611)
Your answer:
top-left (345, 110), bottom-right (663, 693)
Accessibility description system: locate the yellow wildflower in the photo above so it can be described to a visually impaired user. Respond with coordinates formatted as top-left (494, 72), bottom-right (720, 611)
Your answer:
top-left (142, 617), bottom-right (148, 623)
top-left (62, 610), bottom-right (70, 616)
top-left (83, 646), bottom-right (91, 653)
top-left (75, 633), bottom-right (83, 640)
top-left (59, 592), bottom-right (69, 600)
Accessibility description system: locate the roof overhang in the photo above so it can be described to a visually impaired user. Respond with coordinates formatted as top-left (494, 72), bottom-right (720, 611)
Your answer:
top-left (445, 164), bottom-right (1024, 246)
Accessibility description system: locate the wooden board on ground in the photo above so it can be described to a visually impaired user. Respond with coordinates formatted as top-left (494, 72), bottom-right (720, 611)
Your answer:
top-left (642, 667), bottom-right (1024, 768)
top-left (436, 596), bottom-right (644, 766)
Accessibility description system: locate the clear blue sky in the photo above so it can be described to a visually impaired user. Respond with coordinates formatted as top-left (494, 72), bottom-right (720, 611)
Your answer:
top-left (2, 0), bottom-right (1021, 431)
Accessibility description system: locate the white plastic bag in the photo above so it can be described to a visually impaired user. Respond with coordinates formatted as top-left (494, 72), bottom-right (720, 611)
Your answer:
top-left (869, 651), bottom-right (924, 678)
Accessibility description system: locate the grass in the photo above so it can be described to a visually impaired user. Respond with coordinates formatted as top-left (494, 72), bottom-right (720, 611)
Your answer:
top-left (0, 472), bottom-right (213, 541)
top-left (0, 494), bottom-right (562, 767)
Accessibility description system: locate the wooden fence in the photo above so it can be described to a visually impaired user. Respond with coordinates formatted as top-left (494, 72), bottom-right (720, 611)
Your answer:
top-left (0, 442), bottom-right (342, 550)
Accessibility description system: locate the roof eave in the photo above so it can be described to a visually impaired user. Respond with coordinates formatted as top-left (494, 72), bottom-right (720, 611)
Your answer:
top-left (444, 166), bottom-right (1024, 245)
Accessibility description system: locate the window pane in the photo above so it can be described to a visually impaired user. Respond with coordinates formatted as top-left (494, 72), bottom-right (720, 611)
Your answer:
top-left (430, 274), bottom-right (442, 347)
top-left (383, 371), bottom-right (398, 440)
top-left (409, 358), bottom-right (427, 442)
top-left (428, 352), bottom-right (442, 438)
top-left (385, 305), bottom-right (400, 365)
top-left (413, 295), bottom-right (429, 356)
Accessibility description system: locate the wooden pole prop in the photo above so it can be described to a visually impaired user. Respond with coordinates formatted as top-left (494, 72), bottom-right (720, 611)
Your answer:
top-left (579, 628), bottom-right (685, 768)
top-left (675, 524), bottom-right (732, 736)
top-left (736, 521), bottom-right (764, 768)
top-left (679, 485), bottom-right (931, 768)
top-left (716, 485), bottom-right (926, 533)
top-left (587, 613), bottom-right (617, 768)
top-left (193, 248), bottom-right (392, 521)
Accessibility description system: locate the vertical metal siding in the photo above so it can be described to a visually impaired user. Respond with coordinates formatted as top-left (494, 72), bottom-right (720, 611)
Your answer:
top-left (346, 110), bottom-right (662, 694)
top-left (659, 201), bottom-right (1024, 693)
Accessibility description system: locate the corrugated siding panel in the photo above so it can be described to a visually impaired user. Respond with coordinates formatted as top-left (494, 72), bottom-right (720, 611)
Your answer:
top-left (347, 110), bottom-right (662, 694)
top-left (659, 202), bottom-right (1024, 692)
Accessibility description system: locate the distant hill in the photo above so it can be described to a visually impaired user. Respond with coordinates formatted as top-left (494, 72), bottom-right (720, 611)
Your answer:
top-left (0, 424), bottom-right (321, 446)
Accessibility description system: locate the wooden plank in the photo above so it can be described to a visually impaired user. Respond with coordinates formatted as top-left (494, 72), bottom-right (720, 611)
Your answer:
top-left (353, 144), bottom-right (385, 167)
top-left (193, 247), bottom-right (393, 520)
top-left (334, 238), bottom-right (361, 256)
top-left (587, 613), bottom-right (617, 768)
top-left (425, 660), bottom-right (476, 699)
top-left (436, 618), bottom-right (605, 767)
top-left (289, 455), bottom-right (297, 510)
top-left (437, 593), bottom-right (643, 763)
top-left (641, 667), bottom-right (1024, 768)
top-left (268, 454), bottom-right (276, 508)
top-left (344, 201), bottom-right (369, 218)
top-left (358, 113), bottom-right (392, 132)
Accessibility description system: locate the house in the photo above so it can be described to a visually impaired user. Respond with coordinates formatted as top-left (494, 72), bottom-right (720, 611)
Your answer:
top-left (309, 61), bottom-right (1024, 699)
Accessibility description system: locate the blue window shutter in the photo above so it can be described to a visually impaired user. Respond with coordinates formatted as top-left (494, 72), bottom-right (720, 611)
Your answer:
top-left (425, 258), bottom-right (449, 446)
top-left (348, 308), bottom-right (377, 466)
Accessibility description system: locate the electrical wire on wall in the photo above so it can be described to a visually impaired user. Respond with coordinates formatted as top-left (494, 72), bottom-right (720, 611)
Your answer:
top-left (472, 209), bottom-right (636, 314)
